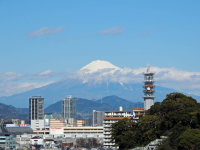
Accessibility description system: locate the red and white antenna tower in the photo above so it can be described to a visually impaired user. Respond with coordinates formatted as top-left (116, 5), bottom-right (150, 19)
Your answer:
top-left (143, 64), bottom-right (155, 110)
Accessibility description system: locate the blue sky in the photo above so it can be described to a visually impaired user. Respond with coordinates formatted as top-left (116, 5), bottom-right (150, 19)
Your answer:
top-left (0, 0), bottom-right (200, 73)
top-left (0, 1), bottom-right (200, 97)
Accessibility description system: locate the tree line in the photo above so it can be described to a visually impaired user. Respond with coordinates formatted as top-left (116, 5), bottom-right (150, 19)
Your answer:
top-left (111, 93), bottom-right (200, 150)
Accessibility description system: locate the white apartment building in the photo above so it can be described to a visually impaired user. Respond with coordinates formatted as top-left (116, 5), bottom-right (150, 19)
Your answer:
top-left (31, 120), bottom-right (45, 131)
top-left (63, 126), bottom-right (104, 138)
top-left (103, 107), bottom-right (132, 148)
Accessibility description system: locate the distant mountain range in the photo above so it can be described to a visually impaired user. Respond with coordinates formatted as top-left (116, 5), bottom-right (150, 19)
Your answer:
top-left (0, 95), bottom-right (143, 121)
top-left (0, 79), bottom-right (178, 108)
top-left (0, 103), bottom-right (29, 121)
top-left (0, 60), bottom-right (199, 108)
top-left (1, 94), bottom-right (199, 121)
top-left (45, 95), bottom-right (143, 119)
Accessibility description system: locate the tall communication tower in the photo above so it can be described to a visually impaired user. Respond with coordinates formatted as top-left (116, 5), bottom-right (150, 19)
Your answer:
top-left (144, 64), bottom-right (155, 110)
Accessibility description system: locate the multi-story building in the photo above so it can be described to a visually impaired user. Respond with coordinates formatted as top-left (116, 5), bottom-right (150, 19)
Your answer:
top-left (49, 119), bottom-right (66, 135)
top-left (103, 107), bottom-right (132, 148)
top-left (133, 108), bottom-right (145, 120)
top-left (76, 119), bottom-right (91, 127)
top-left (92, 110), bottom-right (103, 127)
top-left (29, 96), bottom-right (44, 130)
top-left (144, 65), bottom-right (155, 110)
top-left (0, 135), bottom-right (16, 149)
top-left (44, 114), bottom-right (53, 130)
top-left (63, 126), bottom-right (104, 138)
top-left (62, 95), bottom-right (76, 125)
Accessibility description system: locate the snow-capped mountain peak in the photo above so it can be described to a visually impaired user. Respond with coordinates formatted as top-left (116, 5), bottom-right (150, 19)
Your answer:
top-left (80, 60), bottom-right (120, 73)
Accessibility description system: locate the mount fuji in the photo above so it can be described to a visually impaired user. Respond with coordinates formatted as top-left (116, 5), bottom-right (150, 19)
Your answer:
top-left (0, 60), bottom-right (197, 108)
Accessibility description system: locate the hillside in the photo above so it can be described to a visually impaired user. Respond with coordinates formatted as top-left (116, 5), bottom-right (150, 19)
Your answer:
top-left (0, 78), bottom-right (177, 108)
top-left (0, 60), bottom-right (199, 109)
top-left (0, 103), bottom-right (28, 122)
top-left (45, 95), bottom-right (143, 118)
top-left (0, 95), bottom-right (140, 122)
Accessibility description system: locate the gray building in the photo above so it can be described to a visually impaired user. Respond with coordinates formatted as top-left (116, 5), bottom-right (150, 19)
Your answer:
top-left (93, 110), bottom-right (103, 126)
top-left (29, 96), bottom-right (44, 130)
top-left (62, 95), bottom-right (76, 125)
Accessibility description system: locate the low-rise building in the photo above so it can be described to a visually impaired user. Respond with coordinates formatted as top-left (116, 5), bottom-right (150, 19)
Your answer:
top-left (76, 119), bottom-right (91, 127)
top-left (133, 108), bottom-right (145, 120)
top-left (50, 119), bottom-right (65, 128)
top-left (0, 134), bottom-right (16, 149)
top-left (76, 119), bottom-right (85, 127)
top-left (63, 126), bottom-right (104, 138)
top-left (30, 136), bottom-right (44, 149)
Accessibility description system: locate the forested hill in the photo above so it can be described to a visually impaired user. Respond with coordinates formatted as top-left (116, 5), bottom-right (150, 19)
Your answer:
top-left (111, 93), bottom-right (200, 150)
top-left (0, 103), bottom-right (28, 121)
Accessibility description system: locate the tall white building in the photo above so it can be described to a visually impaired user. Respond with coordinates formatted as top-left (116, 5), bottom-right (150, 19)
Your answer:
top-left (144, 65), bottom-right (155, 110)
top-left (29, 96), bottom-right (44, 130)
top-left (92, 110), bottom-right (103, 127)
top-left (62, 95), bottom-right (76, 125)
top-left (103, 107), bottom-right (132, 148)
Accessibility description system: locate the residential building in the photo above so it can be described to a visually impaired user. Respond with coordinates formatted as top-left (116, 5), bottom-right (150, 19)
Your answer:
top-left (62, 95), bottom-right (76, 125)
top-left (63, 126), bottom-right (104, 138)
top-left (133, 108), bottom-right (145, 120)
top-left (50, 119), bottom-right (65, 128)
top-left (0, 134), bottom-right (16, 149)
top-left (76, 119), bottom-right (85, 127)
top-left (131, 136), bottom-right (168, 150)
top-left (93, 110), bottom-right (103, 127)
top-left (103, 107), bottom-right (132, 148)
top-left (30, 136), bottom-right (44, 149)
top-left (49, 119), bottom-right (65, 135)
top-left (29, 96), bottom-right (44, 130)
top-left (77, 119), bottom-right (91, 127)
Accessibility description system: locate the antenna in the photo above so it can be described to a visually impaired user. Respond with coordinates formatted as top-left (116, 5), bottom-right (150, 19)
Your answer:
top-left (147, 64), bottom-right (151, 73)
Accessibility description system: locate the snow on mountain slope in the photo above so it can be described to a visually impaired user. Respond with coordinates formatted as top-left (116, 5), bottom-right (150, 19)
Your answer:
top-left (78, 60), bottom-right (142, 84)
top-left (80, 60), bottom-right (120, 73)
top-left (0, 60), bottom-right (200, 107)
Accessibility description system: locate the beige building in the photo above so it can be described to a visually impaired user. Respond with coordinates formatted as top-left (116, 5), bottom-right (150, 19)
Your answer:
top-left (63, 126), bottom-right (103, 138)
top-left (133, 108), bottom-right (145, 119)
top-left (49, 119), bottom-right (65, 128)
top-left (76, 119), bottom-right (84, 127)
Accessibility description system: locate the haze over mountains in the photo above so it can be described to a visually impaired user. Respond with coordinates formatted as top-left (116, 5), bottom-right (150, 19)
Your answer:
top-left (0, 60), bottom-right (199, 108)
top-left (45, 95), bottom-right (144, 119)
top-left (0, 95), bottom-right (144, 121)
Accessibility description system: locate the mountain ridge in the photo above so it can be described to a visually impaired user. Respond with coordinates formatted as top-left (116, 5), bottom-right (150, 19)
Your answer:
top-left (45, 95), bottom-right (143, 119)
top-left (0, 79), bottom-right (178, 108)
top-left (0, 60), bottom-right (199, 108)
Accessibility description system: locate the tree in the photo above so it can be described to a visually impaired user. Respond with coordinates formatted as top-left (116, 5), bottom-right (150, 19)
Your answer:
top-left (177, 128), bottom-right (200, 150)
top-left (111, 118), bottom-right (137, 150)
top-left (111, 93), bottom-right (200, 150)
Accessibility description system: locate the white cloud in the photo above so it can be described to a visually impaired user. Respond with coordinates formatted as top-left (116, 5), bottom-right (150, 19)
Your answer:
top-left (39, 70), bottom-right (53, 75)
top-left (77, 64), bottom-right (200, 95)
top-left (0, 72), bottom-right (22, 81)
top-left (99, 26), bottom-right (125, 35)
top-left (0, 70), bottom-right (60, 96)
top-left (0, 62), bottom-right (200, 97)
top-left (28, 26), bottom-right (63, 37)
top-left (0, 81), bottom-right (54, 97)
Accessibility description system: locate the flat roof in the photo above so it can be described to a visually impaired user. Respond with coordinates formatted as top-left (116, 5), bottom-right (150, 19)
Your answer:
top-left (104, 111), bottom-right (131, 113)
top-left (133, 108), bottom-right (144, 110)
top-left (103, 117), bottom-right (132, 120)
